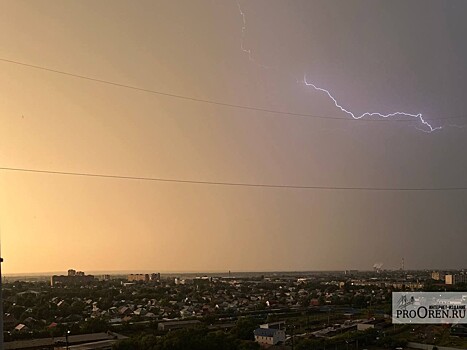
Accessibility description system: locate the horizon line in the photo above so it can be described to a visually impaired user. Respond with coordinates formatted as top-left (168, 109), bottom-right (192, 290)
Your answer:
top-left (3, 267), bottom-right (460, 277)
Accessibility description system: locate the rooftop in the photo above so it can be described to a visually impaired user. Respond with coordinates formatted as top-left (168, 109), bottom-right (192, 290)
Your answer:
top-left (254, 328), bottom-right (278, 337)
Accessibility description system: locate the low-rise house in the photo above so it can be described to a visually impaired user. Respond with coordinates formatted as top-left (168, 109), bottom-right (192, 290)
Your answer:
top-left (14, 324), bottom-right (29, 333)
top-left (133, 308), bottom-right (147, 316)
top-left (254, 328), bottom-right (286, 347)
top-left (117, 306), bottom-right (132, 316)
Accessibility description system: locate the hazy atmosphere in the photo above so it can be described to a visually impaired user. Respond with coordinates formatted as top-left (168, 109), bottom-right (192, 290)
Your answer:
top-left (1, 0), bottom-right (467, 274)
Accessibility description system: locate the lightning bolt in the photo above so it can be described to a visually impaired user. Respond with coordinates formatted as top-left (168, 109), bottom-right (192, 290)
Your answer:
top-left (236, 0), bottom-right (270, 69)
top-left (303, 75), bottom-right (442, 132)
top-left (235, 0), bottom-right (455, 133)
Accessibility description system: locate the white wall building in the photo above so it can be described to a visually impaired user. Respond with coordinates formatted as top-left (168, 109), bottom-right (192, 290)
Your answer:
top-left (254, 327), bottom-right (286, 346)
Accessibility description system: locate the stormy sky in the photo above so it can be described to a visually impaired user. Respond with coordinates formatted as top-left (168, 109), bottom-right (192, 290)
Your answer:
top-left (1, 0), bottom-right (466, 273)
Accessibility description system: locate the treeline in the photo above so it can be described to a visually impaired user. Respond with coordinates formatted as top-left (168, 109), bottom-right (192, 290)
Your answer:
top-left (294, 328), bottom-right (408, 350)
top-left (112, 327), bottom-right (260, 350)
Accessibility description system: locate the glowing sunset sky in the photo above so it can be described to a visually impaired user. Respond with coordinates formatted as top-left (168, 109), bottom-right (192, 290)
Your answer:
top-left (1, 0), bottom-right (466, 274)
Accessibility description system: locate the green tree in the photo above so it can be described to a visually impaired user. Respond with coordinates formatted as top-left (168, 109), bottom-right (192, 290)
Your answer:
top-left (81, 318), bottom-right (109, 333)
top-left (113, 338), bottom-right (140, 350)
top-left (232, 318), bottom-right (259, 341)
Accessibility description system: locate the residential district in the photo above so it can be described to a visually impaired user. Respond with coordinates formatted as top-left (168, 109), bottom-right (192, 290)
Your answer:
top-left (2, 268), bottom-right (467, 350)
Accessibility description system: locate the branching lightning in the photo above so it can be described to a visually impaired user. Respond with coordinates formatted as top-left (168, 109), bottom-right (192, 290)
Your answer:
top-left (235, 0), bottom-right (451, 133)
top-left (447, 124), bottom-right (467, 129)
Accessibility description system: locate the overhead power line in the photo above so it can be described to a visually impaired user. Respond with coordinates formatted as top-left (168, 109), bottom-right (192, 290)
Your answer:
top-left (0, 57), bottom-right (466, 122)
top-left (0, 166), bottom-right (466, 191)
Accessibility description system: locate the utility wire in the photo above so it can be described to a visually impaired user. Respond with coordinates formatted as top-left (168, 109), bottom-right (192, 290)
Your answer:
top-left (1, 57), bottom-right (466, 122)
top-left (1, 58), bottom-right (466, 191)
top-left (0, 166), bottom-right (466, 191)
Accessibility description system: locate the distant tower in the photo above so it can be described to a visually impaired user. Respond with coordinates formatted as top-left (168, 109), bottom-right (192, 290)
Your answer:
top-left (401, 258), bottom-right (405, 271)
